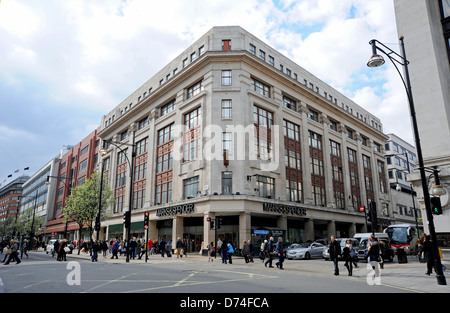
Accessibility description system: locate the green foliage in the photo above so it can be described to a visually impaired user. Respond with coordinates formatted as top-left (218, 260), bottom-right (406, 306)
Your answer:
top-left (63, 171), bottom-right (114, 233)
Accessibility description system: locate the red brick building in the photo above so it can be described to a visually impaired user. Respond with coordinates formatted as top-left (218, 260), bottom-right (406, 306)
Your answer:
top-left (46, 127), bottom-right (101, 240)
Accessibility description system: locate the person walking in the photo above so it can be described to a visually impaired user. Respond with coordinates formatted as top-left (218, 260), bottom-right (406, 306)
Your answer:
top-left (367, 235), bottom-right (380, 279)
top-left (21, 239), bottom-right (29, 259)
top-left (242, 240), bottom-right (250, 263)
top-left (275, 237), bottom-right (285, 270)
top-left (221, 240), bottom-right (228, 264)
top-left (264, 237), bottom-right (275, 268)
top-left (182, 239), bottom-right (188, 258)
top-left (159, 238), bottom-right (166, 257)
top-left (227, 241), bottom-right (234, 264)
top-left (147, 238), bottom-right (154, 256)
top-left (52, 240), bottom-right (60, 258)
top-left (342, 239), bottom-right (353, 276)
top-left (4, 239), bottom-right (21, 265)
top-left (259, 240), bottom-right (267, 262)
top-left (423, 235), bottom-right (435, 275)
top-left (91, 241), bottom-right (100, 262)
top-left (248, 239), bottom-right (255, 263)
top-left (176, 237), bottom-right (183, 258)
top-left (418, 233), bottom-right (426, 263)
top-left (110, 238), bottom-right (119, 259)
top-left (329, 235), bottom-right (341, 276)
top-left (207, 242), bottom-right (214, 262)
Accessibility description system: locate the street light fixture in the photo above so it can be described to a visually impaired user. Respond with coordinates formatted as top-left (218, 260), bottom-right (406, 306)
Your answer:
top-left (368, 36), bottom-right (446, 285)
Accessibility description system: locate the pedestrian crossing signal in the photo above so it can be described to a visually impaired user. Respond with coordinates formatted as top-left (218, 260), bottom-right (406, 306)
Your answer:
top-left (431, 197), bottom-right (443, 215)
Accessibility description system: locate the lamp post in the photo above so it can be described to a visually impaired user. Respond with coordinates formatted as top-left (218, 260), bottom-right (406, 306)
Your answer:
top-left (368, 37), bottom-right (446, 285)
top-left (100, 130), bottom-right (136, 263)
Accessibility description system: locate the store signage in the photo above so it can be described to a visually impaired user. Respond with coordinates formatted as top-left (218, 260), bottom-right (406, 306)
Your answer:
top-left (263, 203), bottom-right (307, 216)
top-left (156, 203), bottom-right (195, 217)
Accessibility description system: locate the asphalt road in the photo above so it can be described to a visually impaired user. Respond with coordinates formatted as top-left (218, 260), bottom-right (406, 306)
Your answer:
top-left (0, 251), bottom-right (415, 295)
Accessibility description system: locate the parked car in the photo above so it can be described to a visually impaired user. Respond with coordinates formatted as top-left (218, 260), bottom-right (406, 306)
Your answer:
top-left (285, 243), bottom-right (303, 252)
top-left (46, 239), bottom-right (57, 254)
top-left (357, 238), bottom-right (395, 262)
top-left (286, 242), bottom-right (325, 260)
top-left (322, 238), bottom-right (360, 260)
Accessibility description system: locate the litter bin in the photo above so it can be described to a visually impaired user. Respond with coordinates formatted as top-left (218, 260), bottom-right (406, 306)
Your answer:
top-left (397, 248), bottom-right (408, 263)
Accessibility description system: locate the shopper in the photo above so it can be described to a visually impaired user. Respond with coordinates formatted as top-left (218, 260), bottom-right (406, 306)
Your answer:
top-left (329, 235), bottom-right (341, 276)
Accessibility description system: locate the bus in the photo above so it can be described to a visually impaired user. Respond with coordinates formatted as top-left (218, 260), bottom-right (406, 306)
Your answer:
top-left (384, 224), bottom-right (418, 254)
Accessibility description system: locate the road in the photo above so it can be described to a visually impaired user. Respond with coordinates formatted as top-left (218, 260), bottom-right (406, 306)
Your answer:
top-left (0, 251), bottom-right (418, 294)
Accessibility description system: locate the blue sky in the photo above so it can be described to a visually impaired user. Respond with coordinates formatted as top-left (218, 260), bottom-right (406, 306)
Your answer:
top-left (0, 0), bottom-right (411, 185)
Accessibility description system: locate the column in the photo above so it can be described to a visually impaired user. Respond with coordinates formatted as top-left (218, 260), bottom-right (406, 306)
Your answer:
top-left (239, 212), bottom-right (251, 249)
top-left (172, 216), bottom-right (184, 244)
top-left (304, 218), bottom-right (314, 241)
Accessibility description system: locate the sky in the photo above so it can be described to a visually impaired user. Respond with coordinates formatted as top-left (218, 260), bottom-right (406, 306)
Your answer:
top-left (0, 0), bottom-right (412, 186)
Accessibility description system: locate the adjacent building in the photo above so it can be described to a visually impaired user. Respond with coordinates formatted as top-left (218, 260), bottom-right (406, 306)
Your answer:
top-left (0, 176), bottom-right (29, 222)
top-left (394, 0), bottom-right (450, 245)
top-left (97, 26), bottom-right (391, 251)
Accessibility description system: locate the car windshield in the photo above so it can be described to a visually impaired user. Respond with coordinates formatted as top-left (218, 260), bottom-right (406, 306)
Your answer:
top-left (287, 244), bottom-right (302, 249)
top-left (359, 239), bottom-right (368, 249)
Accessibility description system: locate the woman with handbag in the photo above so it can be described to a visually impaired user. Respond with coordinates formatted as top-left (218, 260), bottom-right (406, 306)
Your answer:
top-left (342, 239), bottom-right (353, 276)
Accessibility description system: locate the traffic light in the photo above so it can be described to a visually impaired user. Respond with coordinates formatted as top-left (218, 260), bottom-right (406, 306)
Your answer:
top-left (144, 212), bottom-right (149, 227)
top-left (217, 217), bottom-right (223, 229)
top-left (207, 217), bottom-right (214, 229)
top-left (94, 216), bottom-right (100, 232)
top-left (431, 197), bottom-right (443, 215)
top-left (123, 211), bottom-right (131, 228)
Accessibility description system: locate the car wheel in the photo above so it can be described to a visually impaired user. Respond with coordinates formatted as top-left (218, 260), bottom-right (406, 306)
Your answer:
top-left (304, 252), bottom-right (311, 260)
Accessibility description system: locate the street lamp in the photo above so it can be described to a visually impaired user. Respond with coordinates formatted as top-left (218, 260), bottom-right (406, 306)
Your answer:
top-left (101, 130), bottom-right (136, 263)
top-left (368, 37), bottom-right (446, 285)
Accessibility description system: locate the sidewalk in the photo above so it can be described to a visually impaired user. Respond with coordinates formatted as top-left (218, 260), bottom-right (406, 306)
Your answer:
top-left (61, 249), bottom-right (450, 293)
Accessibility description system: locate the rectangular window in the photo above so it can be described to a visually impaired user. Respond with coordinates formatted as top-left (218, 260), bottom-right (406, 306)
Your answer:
top-left (283, 96), bottom-right (296, 111)
top-left (283, 120), bottom-right (300, 141)
top-left (161, 99), bottom-right (176, 116)
top-left (183, 107), bottom-right (202, 162)
top-left (251, 78), bottom-right (270, 97)
top-left (221, 70), bottom-right (232, 86)
top-left (135, 137), bottom-right (148, 156)
top-left (221, 99), bottom-right (232, 119)
top-left (259, 49), bottom-right (265, 61)
top-left (309, 109), bottom-right (319, 122)
top-left (254, 106), bottom-right (273, 160)
top-left (78, 159), bottom-right (88, 175)
top-left (133, 190), bottom-right (145, 209)
top-left (222, 40), bottom-right (231, 51)
top-left (222, 171), bottom-right (232, 195)
top-left (155, 182), bottom-right (172, 205)
top-left (158, 124), bottom-right (174, 145)
top-left (308, 131), bottom-right (322, 150)
top-left (286, 180), bottom-right (302, 203)
top-left (138, 117), bottom-right (149, 130)
top-left (117, 149), bottom-right (128, 165)
top-left (80, 145), bottom-right (89, 156)
top-left (184, 176), bottom-right (199, 199)
top-left (187, 80), bottom-right (204, 99)
top-left (255, 175), bottom-right (275, 199)
top-left (114, 194), bottom-right (124, 213)
top-left (249, 44), bottom-right (256, 55)
top-left (222, 132), bottom-right (232, 153)
top-left (268, 55), bottom-right (274, 66)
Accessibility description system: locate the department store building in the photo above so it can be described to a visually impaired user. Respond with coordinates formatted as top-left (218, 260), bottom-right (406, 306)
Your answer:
top-left (98, 26), bottom-right (391, 252)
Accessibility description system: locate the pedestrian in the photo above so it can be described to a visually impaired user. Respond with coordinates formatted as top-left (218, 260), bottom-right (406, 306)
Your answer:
top-left (248, 239), bottom-right (254, 263)
top-left (91, 241), bottom-right (100, 262)
top-left (148, 238), bottom-right (154, 255)
top-left (1, 242), bottom-right (10, 263)
top-left (342, 239), bottom-right (353, 276)
top-left (217, 238), bottom-right (223, 256)
top-left (58, 240), bottom-right (68, 261)
top-left (423, 235), bottom-right (435, 275)
top-left (21, 239), bottom-right (29, 259)
top-left (227, 241), bottom-right (234, 264)
top-left (182, 239), bottom-right (188, 258)
top-left (329, 235), bottom-right (341, 276)
top-left (101, 240), bottom-right (108, 257)
top-left (130, 237), bottom-right (137, 259)
top-left (367, 235), bottom-right (380, 279)
top-left (4, 239), bottom-right (21, 265)
top-left (418, 233), bottom-right (426, 263)
top-left (176, 237), bottom-right (183, 258)
top-left (159, 238), bottom-right (166, 257)
top-left (110, 238), bottom-right (119, 259)
top-left (259, 240), bottom-right (267, 262)
top-left (53, 239), bottom-right (60, 258)
top-left (264, 237), bottom-right (275, 268)
top-left (242, 240), bottom-right (250, 263)
top-left (275, 237), bottom-right (285, 270)
top-left (221, 240), bottom-right (228, 264)
top-left (207, 242), bottom-right (214, 262)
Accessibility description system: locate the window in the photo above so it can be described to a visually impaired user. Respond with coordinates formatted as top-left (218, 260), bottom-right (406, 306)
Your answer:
top-left (308, 131), bottom-right (322, 150)
top-left (158, 124), bottom-right (174, 145)
top-left (155, 182), bottom-right (172, 205)
top-left (268, 55), bottom-right (274, 66)
top-left (283, 96), bottom-right (296, 111)
top-left (199, 45), bottom-right (205, 55)
top-left (138, 117), bottom-right (149, 130)
top-left (80, 145), bottom-right (89, 156)
top-left (251, 78), bottom-right (270, 98)
top-left (120, 130), bottom-right (129, 141)
top-left (222, 40), bottom-right (231, 51)
top-left (249, 44), bottom-right (256, 55)
top-left (253, 106), bottom-right (273, 129)
top-left (184, 176), bottom-right (199, 199)
top-left (183, 58), bottom-right (188, 68)
top-left (117, 149), bottom-right (128, 165)
top-left (312, 185), bottom-right (326, 206)
top-left (78, 159), bottom-right (88, 175)
top-left (134, 162), bottom-right (147, 181)
top-left (161, 99), bottom-right (176, 116)
top-left (116, 172), bottom-right (126, 187)
top-left (222, 132), bottom-right (232, 153)
top-left (283, 120), bottom-right (299, 141)
top-left (221, 99), bottom-right (232, 119)
top-left (255, 175), bottom-right (274, 198)
top-left (286, 180), bottom-right (302, 203)
top-left (259, 50), bottom-right (265, 61)
top-left (285, 149), bottom-right (301, 170)
top-left (114, 194), bottom-right (124, 213)
top-left (183, 107), bottom-right (202, 162)
top-left (135, 137), bottom-right (148, 156)
top-left (222, 172), bottom-right (232, 195)
top-left (254, 106), bottom-right (273, 159)
top-left (190, 52), bottom-right (196, 62)
top-left (133, 190), bottom-right (145, 209)
top-left (187, 80), bottom-right (204, 99)
top-left (330, 140), bottom-right (341, 157)
top-left (308, 109), bottom-right (319, 122)
top-left (329, 120), bottom-right (338, 132)
top-left (221, 70), bottom-right (232, 86)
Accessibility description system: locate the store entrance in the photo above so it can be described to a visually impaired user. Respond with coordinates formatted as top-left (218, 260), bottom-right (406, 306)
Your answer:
top-left (183, 217), bottom-right (204, 253)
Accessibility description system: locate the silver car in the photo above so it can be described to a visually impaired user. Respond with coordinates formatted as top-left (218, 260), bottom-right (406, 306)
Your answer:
top-left (286, 242), bottom-right (325, 260)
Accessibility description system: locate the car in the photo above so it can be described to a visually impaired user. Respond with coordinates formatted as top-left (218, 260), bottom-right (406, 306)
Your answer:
top-left (357, 238), bottom-right (395, 262)
top-left (46, 239), bottom-right (57, 254)
top-left (322, 238), bottom-right (360, 260)
top-left (285, 243), bottom-right (303, 252)
top-left (286, 242), bottom-right (325, 260)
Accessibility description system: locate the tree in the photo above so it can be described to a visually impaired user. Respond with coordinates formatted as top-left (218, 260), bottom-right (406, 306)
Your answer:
top-left (63, 171), bottom-right (114, 253)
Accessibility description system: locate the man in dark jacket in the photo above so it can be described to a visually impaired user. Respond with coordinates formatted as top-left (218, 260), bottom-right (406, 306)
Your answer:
top-left (329, 236), bottom-right (341, 276)
top-left (264, 237), bottom-right (275, 268)
top-left (368, 235), bottom-right (380, 279)
top-left (275, 237), bottom-right (285, 270)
